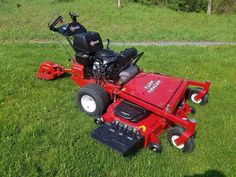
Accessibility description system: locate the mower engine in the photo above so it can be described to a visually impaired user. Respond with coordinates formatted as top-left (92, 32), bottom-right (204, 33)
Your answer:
top-left (93, 48), bottom-right (138, 82)
top-left (71, 30), bottom-right (139, 83)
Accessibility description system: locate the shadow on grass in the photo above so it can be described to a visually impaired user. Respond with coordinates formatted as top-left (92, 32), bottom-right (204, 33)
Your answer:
top-left (185, 170), bottom-right (225, 177)
top-left (50, 72), bottom-right (71, 80)
top-left (61, 72), bottom-right (71, 79)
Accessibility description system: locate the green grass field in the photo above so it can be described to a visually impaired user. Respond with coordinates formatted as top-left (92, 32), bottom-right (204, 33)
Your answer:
top-left (0, 44), bottom-right (235, 176)
top-left (0, 0), bottom-right (236, 42)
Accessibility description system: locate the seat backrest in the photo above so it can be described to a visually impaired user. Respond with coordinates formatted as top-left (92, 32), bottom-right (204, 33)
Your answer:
top-left (73, 31), bottom-right (103, 54)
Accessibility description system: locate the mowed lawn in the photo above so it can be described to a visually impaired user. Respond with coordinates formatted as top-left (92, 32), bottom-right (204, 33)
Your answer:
top-left (0, 0), bottom-right (236, 42)
top-left (0, 44), bottom-right (235, 176)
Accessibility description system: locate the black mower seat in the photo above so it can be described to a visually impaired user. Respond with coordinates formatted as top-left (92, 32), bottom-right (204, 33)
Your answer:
top-left (114, 101), bottom-right (150, 122)
top-left (73, 31), bottom-right (104, 54)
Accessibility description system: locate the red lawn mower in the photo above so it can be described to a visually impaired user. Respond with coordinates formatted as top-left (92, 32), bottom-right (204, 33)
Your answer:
top-left (37, 13), bottom-right (210, 156)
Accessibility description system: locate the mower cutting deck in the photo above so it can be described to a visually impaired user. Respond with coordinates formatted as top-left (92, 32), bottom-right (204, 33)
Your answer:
top-left (37, 12), bottom-right (210, 156)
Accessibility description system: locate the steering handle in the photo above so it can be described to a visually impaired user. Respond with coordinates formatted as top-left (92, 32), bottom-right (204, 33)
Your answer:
top-left (48, 15), bottom-right (63, 31)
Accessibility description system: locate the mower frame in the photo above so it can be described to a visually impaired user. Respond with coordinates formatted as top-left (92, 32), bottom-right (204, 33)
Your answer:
top-left (37, 59), bottom-right (210, 147)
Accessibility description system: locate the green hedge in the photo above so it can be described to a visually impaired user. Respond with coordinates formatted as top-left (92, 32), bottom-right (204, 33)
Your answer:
top-left (215, 0), bottom-right (236, 14)
top-left (129, 0), bottom-right (158, 5)
top-left (166, 0), bottom-right (207, 12)
top-left (130, 0), bottom-right (207, 12)
top-left (129, 0), bottom-right (236, 13)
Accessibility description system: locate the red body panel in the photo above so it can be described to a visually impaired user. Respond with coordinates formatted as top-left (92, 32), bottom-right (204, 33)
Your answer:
top-left (36, 61), bottom-right (66, 80)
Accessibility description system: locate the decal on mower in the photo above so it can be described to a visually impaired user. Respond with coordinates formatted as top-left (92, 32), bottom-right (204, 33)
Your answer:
top-left (90, 40), bottom-right (100, 46)
top-left (144, 80), bottom-right (161, 93)
top-left (70, 25), bottom-right (80, 32)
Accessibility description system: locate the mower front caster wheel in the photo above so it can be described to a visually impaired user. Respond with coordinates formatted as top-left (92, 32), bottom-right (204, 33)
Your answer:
top-left (190, 106), bottom-right (196, 114)
top-left (188, 87), bottom-right (209, 105)
top-left (167, 126), bottom-right (195, 153)
top-left (149, 143), bottom-right (162, 153)
top-left (76, 84), bottom-right (111, 116)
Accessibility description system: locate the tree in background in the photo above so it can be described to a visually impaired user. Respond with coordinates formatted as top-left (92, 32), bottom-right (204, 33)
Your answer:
top-left (207, 0), bottom-right (213, 15)
top-left (118, 0), bottom-right (122, 8)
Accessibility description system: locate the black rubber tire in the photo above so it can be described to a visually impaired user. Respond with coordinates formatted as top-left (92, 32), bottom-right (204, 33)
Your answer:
top-left (76, 84), bottom-right (111, 116)
top-left (167, 126), bottom-right (195, 153)
top-left (188, 87), bottom-right (209, 105)
top-left (149, 143), bottom-right (162, 153)
top-left (190, 106), bottom-right (196, 114)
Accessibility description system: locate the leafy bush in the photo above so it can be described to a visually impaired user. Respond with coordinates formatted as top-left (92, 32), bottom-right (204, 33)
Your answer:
top-left (129, 0), bottom-right (236, 14)
top-left (0, 0), bottom-right (8, 3)
top-left (167, 0), bottom-right (207, 12)
top-left (215, 0), bottom-right (236, 14)
top-left (129, 0), bottom-right (158, 5)
top-left (55, 0), bottom-right (74, 2)
top-left (129, 0), bottom-right (207, 12)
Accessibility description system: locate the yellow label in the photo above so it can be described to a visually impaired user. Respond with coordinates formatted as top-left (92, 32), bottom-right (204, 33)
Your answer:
top-left (139, 125), bottom-right (147, 132)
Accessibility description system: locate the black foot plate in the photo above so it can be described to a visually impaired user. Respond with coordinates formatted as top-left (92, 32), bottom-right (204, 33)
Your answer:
top-left (91, 121), bottom-right (144, 156)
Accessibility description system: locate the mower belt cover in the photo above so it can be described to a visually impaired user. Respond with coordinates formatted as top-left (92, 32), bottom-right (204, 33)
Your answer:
top-left (114, 101), bottom-right (150, 122)
top-left (91, 121), bottom-right (144, 156)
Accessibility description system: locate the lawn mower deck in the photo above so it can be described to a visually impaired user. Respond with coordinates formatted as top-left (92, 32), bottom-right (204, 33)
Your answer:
top-left (91, 72), bottom-right (210, 155)
top-left (37, 12), bottom-right (211, 156)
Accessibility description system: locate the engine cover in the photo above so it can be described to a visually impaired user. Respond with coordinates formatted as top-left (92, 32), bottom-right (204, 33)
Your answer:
top-left (95, 49), bottom-right (117, 64)
top-left (122, 73), bottom-right (183, 109)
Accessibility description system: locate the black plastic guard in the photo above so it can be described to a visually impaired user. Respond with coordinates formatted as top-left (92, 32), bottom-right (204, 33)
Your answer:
top-left (114, 101), bottom-right (150, 122)
top-left (91, 121), bottom-right (144, 156)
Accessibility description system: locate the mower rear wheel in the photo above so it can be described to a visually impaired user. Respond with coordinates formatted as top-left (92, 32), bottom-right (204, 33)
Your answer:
top-left (167, 126), bottom-right (195, 153)
top-left (149, 143), bottom-right (162, 153)
top-left (76, 84), bottom-right (111, 116)
top-left (188, 87), bottom-right (209, 105)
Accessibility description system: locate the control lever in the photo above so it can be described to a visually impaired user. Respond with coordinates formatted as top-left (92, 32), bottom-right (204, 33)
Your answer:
top-left (106, 39), bottom-right (110, 49)
top-left (48, 15), bottom-right (63, 31)
top-left (69, 12), bottom-right (79, 22)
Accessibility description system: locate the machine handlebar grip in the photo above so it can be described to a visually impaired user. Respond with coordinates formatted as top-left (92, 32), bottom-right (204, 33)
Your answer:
top-left (48, 15), bottom-right (63, 31)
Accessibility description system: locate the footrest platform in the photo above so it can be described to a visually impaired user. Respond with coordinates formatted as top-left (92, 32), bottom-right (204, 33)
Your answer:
top-left (91, 121), bottom-right (144, 156)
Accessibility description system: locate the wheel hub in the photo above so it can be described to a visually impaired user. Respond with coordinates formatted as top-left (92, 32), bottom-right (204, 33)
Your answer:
top-left (81, 95), bottom-right (96, 112)
top-left (171, 135), bottom-right (184, 149)
top-left (191, 93), bottom-right (202, 104)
